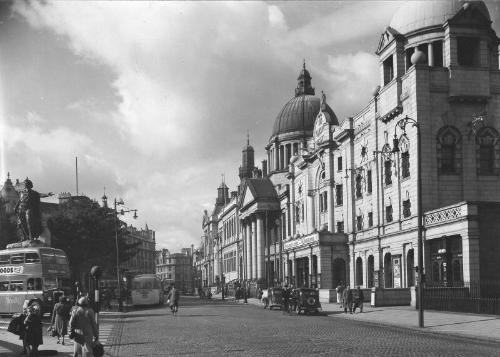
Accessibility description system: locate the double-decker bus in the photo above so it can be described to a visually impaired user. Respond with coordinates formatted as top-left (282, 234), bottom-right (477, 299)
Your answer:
top-left (130, 274), bottom-right (164, 306)
top-left (0, 245), bottom-right (71, 315)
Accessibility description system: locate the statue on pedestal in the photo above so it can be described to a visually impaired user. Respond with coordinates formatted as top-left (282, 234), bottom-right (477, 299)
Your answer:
top-left (14, 178), bottom-right (53, 242)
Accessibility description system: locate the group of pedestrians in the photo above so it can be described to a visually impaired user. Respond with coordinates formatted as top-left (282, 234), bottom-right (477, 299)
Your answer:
top-left (336, 283), bottom-right (364, 314)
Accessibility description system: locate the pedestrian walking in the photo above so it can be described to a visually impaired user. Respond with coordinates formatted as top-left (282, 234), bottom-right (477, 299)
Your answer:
top-left (353, 286), bottom-right (364, 313)
top-left (51, 296), bottom-right (71, 345)
top-left (167, 284), bottom-right (180, 315)
top-left (69, 296), bottom-right (99, 357)
top-left (23, 302), bottom-right (43, 357)
top-left (343, 286), bottom-right (353, 314)
top-left (281, 284), bottom-right (290, 314)
top-left (336, 282), bottom-right (344, 308)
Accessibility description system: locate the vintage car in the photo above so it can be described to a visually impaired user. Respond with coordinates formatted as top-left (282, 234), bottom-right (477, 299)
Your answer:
top-left (262, 287), bottom-right (284, 310)
top-left (293, 288), bottom-right (321, 315)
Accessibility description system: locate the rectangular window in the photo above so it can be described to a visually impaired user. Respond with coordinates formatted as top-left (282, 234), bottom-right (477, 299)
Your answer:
top-left (355, 175), bottom-right (363, 199)
top-left (368, 212), bottom-right (373, 227)
top-left (383, 55), bottom-right (394, 85)
top-left (337, 221), bottom-right (344, 233)
top-left (384, 160), bottom-right (393, 185)
top-left (356, 216), bottom-right (363, 231)
top-left (10, 254), bottom-right (24, 264)
top-left (337, 157), bottom-right (343, 171)
top-left (457, 37), bottom-right (479, 66)
top-left (335, 185), bottom-right (343, 206)
top-left (386, 205), bottom-right (393, 223)
top-left (367, 170), bottom-right (372, 194)
top-left (441, 144), bottom-right (456, 174)
top-left (479, 145), bottom-right (494, 175)
top-left (402, 151), bottom-right (410, 178)
top-left (25, 253), bottom-right (41, 264)
top-left (403, 199), bottom-right (411, 218)
top-left (433, 41), bottom-right (443, 67)
top-left (0, 255), bottom-right (10, 265)
top-left (323, 192), bottom-right (328, 213)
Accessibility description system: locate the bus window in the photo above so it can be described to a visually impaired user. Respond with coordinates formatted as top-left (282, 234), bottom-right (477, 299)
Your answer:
top-left (27, 278), bottom-right (42, 290)
top-left (25, 253), bottom-right (41, 263)
top-left (10, 281), bottom-right (24, 291)
top-left (55, 255), bottom-right (67, 265)
top-left (41, 253), bottom-right (56, 264)
top-left (10, 254), bottom-right (24, 264)
top-left (44, 278), bottom-right (57, 290)
top-left (0, 281), bottom-right (8, 291)
top-left (0, 255), bottom-right (10, 265)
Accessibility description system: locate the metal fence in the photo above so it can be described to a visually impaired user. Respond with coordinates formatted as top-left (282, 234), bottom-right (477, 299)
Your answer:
top-left (424, 281), bottom-right (500, 315)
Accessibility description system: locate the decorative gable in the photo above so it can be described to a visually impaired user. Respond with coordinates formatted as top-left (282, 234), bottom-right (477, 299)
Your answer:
top-left (241, 184), bottom-right (255, 209)
top-left (376, 27), bottom-right (403, 55)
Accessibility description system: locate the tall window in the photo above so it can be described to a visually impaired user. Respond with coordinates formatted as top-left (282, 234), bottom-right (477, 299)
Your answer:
top-left (356, 215), bottom-right (363, 231)
top-left (403, 199), bottom-right (411, 218)
top-left (476, 127), bottom-right (499, 176)
top-left (355, 174), bottom-right (363, 199)
top-left (384, 160), bottom-right (392, 185)
top-left (368, 212), bottom-right (373, 227)
top-left (319, 192), bottom-right (328, 213)
top-left (337, 221), bottom-right (344, 233)
top-left (367, 170), bottom-right (372, 194)
top-left (386, 205), bottom-right (393, 223)
top-left (337, 157), bottom-right (343, 171)
top-left (437, 126), bottom-right (462, 175)
top-left (401, 151), bottom-right (410, 178)
top-left (457, 37), bottom-right (479, 66)
top-left (335, 184), bottom-right (343, 206)
top-left (383, 55), bottom-right (394, 85)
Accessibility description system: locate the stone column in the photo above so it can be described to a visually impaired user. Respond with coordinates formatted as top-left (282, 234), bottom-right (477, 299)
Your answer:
top-left (427, 42), bottom-right (434, 67)
top-left (284, 144), bottom-right (290, 169)
top-left (256, 214), bottom-right (265, 280)
top-left (461, 231), bottom-right (480, 283)
top-left (307, 193), bottom-right (315, 232)
top-left (246, 221), bottom-right (252, 280)
top-left (252, 217), bottom-right (258, 279)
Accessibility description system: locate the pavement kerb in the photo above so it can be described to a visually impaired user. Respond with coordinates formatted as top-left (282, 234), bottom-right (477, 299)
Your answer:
top-left (212, 295), bottom-right (500, 345)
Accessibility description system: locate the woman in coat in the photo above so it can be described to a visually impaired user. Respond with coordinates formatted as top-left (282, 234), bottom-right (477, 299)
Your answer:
top-left (69, 296), bottom-right (98, 357)
top-left (24, 303), bottom-right (43, 357)
top-left (51, 296), bottom-right (71, 344)
top-left (342, 286), bottom-right (353, 314)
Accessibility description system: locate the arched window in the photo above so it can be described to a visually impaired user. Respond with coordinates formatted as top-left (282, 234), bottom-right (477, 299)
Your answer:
top-left (398, 135), bottom-right (410, 178)
top-left (476, 127), bottom-right (500, 175)
top-left (355, 174), bottom-right (363, 199)
top-left (367, 255), bottom-right (375, 288)
top-left (382, 144), bottom-right (393, 185)
top-left (437, 126), bottom-right (462, 175)
top-left (356, 257), bottom-right (363, 287)
top-left (384, 253), bottom-right (393, 288)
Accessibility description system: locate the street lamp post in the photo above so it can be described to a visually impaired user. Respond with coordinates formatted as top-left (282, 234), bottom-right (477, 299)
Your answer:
top-left (392, 115), bottom-right (424, 328)
top-left (113, 198), bottom-right (138, 312)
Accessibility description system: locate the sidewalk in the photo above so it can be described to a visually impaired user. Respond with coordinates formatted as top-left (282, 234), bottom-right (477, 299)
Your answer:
top-left (220, 294), bottom-right (500, 343)
top-left (0, 311), bottom-right (120, 356)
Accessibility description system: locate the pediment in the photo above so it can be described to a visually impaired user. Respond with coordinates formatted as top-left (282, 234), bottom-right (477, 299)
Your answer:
top-left (376, 27), bottom-right (400, 54)
top-left (240, 183), bottom-right (255, 210)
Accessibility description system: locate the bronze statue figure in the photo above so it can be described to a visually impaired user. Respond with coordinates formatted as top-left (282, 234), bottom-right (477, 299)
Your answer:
top-left (14, 178), bottom-right (53, 241)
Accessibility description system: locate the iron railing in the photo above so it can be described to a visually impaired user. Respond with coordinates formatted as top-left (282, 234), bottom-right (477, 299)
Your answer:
top-left (424, 281), bottom-right (500, 315)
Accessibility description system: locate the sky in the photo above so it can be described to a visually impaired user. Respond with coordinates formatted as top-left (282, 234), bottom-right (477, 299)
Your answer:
top-left (0, 1), bottom-right (499, 252)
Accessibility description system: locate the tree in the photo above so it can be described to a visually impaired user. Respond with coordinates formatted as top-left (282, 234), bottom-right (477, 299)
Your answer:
top-left (47, 197), bottom-right (140, 287)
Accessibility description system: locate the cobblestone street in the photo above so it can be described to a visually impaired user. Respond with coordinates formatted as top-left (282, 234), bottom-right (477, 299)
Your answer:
top-left (110, 297), bottom-right (499, 357)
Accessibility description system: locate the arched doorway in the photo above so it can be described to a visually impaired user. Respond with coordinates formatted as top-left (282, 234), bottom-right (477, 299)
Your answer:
top-left (407, 249), bottom-right (415, 287)
top-left (355, 257), bottom-right (363, 287)
top-left (332, 258), bottom-right (346, 286)
top-left (367, 255), bottom-right (374, 288)
top-left (384, 253), bottom-right (393, 288)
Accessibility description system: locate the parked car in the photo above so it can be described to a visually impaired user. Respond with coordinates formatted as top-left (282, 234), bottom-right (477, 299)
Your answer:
top-left (262, 287), bottom-right (284, 310)
top-left (293, 288), bottom-right (321, 315)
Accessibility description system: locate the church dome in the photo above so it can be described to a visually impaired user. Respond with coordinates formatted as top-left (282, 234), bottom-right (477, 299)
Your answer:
top-left (389, 1), bottom-right (490, 35)
top-left (271, 95), bottom-right (321, 138)
top-left (271, 62), bottom-right (320, 139)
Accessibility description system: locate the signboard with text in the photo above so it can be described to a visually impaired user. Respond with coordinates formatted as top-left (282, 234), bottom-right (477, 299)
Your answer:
top-left (0, 266), bottom-right (24, 275)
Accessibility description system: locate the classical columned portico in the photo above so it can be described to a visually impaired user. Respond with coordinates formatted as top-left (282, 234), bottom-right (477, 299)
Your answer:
top-left (246, 221), bottom-right (252, 280)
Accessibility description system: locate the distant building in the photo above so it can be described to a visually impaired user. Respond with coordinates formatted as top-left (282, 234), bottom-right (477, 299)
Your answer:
top-left (156, 248), bottom-right (193, 292)
top-left (121, 225), bottom-right (156, 278)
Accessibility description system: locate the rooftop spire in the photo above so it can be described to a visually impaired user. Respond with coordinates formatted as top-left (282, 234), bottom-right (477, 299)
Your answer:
top-left (295, 60), bottom-right (315, 97)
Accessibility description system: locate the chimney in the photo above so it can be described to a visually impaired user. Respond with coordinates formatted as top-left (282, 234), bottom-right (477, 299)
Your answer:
top-left (262, 160), bottom-right (268, 177)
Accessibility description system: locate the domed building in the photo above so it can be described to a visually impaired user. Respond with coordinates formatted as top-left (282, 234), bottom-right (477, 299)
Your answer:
top-left (197, 1), bottom-right (500, 308)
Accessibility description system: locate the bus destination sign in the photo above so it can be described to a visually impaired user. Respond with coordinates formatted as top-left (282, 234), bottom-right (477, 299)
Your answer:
top-left (0, 266), bottom-right (24, 275)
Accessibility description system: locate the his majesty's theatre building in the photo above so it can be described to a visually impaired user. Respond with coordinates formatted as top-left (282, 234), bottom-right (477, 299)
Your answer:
top-left (194, 1), bottom-right (500, 305)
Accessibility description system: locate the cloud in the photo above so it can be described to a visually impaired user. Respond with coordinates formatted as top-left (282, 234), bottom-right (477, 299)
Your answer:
top-left (6, 1), bottom-right (412, 252)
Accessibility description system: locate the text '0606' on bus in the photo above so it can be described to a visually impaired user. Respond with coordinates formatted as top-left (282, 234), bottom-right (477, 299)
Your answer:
top-left (0, 244), bottom-right (71, 315)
